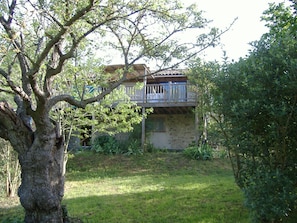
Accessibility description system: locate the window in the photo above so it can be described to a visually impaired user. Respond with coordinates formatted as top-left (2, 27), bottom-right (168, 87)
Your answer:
top-left (147, 117), bottom-right (166, 132)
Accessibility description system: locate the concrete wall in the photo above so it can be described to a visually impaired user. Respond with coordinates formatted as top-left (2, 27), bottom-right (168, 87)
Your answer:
top-left (147, 114), bottom-right (196, 150)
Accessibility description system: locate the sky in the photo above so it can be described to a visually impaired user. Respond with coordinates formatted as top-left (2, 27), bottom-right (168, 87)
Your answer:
top-left (105, 0), bottom-right (287, 65)
top-left (188, 0), bottom-right (286, 62)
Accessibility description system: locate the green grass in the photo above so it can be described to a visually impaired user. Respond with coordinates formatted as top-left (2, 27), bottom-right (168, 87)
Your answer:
top-left (63, 152), bottom-right (249, 222)
top-left (1, 151), bottom-right (295, 222)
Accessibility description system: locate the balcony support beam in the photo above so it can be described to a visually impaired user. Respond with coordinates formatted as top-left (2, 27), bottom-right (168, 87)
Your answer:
top-left (141, 107), bottom-right (146, 152)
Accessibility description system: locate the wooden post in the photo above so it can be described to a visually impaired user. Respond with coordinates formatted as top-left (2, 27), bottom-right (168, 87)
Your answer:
top-left (141, 107), bottom-right (146, 152)
top-left (141, 65), bottom-right (148, 151)
top-left (195, 106), bottom-right (199, 146)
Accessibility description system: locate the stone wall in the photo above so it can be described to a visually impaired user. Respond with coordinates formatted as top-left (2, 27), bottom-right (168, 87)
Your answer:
top-left (147, 113), bottom-right (196, 150)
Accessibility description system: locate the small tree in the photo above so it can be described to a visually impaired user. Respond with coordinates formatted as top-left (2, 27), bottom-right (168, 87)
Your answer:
top-left (187, 60), bottom-right (221, 146)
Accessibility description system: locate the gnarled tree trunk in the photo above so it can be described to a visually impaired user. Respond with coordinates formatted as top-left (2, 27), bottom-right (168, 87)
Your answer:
top-left (0, 101), bottom-right (66, 223)
top-left (18, 133), bottom-right (65, 222)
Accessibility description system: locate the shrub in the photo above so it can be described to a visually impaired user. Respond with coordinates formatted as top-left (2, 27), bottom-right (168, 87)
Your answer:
top-left (243, 167), bottom-right (297, 223)
top-left (145, 143), bottom-right (158, 153)
top-left (215, 148), bottom-right (228, 159)
top-left (91, 135), bottom-right (143, 155)
top-left (124, 139), bottom-right (143, 155)
top-left (91, 135), bottom-right (120, 154)
top-left (183, 144), bottom-right (213, 160)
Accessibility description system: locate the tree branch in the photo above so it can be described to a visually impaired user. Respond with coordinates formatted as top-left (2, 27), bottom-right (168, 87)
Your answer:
top-left (0, 101), bottom-right (33, 151)
top-left (33, 1), bottom-right (95, 69)
top-left (0, 1), bottom-right (31, 99)
top-left (0, 68), bottom-right (31, 102)
top-left (0, 88), bottom-right (15, 95)
top-left (48, 75), bottom-right (125, 109)
top-left (8, 0), bottom-right (17, 24)
top-left (24, 1), bottom-right (96, 103)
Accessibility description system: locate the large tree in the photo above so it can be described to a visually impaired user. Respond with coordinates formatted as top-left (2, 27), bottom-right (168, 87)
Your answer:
top-left (0, 0), bottom-right (223, 222)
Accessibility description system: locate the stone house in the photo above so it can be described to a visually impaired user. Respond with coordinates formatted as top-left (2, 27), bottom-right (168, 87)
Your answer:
top-left (107, 64), bottom-right (199, 150)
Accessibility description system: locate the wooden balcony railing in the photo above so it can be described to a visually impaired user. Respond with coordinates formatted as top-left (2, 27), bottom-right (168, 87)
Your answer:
top-left (124, 83), bottom-right (197, 106)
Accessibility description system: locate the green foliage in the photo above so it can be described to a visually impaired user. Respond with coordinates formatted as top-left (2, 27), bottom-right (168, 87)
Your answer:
top-left (214, 148), bottom-right (228, 159)
top-left (145, 142), bottom-right (159, 153)
top-left (0, 139), bottom-right (20, 197)
top-left (124, 139), bottom-right (142, 155)
top-left (217, 2), bottom-right (297, 184)
top-left (187, 60), bottom-right (222, 147)
top-left (51, 87), bottom-right (145, 143)
top-left (91, 135), bottom-right (120, 154)
top-left (183, 144), bottom-right (213, 160)
top-left (0, 216), bottom-right (23, 223)
top-left (210, 2), bottom-right (297, 221)
top-left (91, 131), bottom-right (143, 155)
top-left (243, 167), bottom-right (297, 223)
top-left (120, 124), bottom-right (144, 155)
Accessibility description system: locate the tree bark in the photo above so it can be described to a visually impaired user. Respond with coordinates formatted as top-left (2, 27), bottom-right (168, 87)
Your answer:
top-left (18, 131), bottom-right (65, 223)
top-left (0, 101), bottom-right (66, 222)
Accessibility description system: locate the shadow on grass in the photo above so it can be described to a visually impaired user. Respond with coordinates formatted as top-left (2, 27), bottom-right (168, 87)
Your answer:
top-left (1, 152), bottom-right (296, 223)
top-left (64, 188), bottom-right (249, 223)
top-left (0, 204), bottom-right (24, 222)
top-left (1, 188), bottom-right (297, 223)
top-left (66, 153), bottom-right (233, 182)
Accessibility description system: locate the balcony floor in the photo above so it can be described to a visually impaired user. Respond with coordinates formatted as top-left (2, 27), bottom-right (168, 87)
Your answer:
top-left (141, 104), bottom-right (195, 114)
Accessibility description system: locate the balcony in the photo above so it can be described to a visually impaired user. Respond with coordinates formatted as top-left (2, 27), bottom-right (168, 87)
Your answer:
top-left (125, 82), bottom-right (197, 112)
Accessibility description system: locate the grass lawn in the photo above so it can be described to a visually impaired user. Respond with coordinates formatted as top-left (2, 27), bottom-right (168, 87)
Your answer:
top-left (2, 151), bottom-right (297, 223)
top-left (64, 152), bottom-right (249, 223)
top-left (1, 151), bottom-right (250, 222)
top-left (1, 152), bottom-right (297, 223)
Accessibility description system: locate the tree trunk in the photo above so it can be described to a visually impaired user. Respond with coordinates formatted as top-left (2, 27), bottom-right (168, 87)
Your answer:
top-left (1, 101), bottom-right (67, 222)
top-left (17, 130), bottom-right (66, 223)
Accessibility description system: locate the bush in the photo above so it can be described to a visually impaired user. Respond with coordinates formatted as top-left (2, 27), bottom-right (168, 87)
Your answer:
top-left (91, 135), bottom-right (143, 155)
top-left (183, 144), bottom-right (213, 160)
top-left (243, 167), bottom-right (297, 223)
top-left (145, 143), bottom-right (158, 153)
top-left (124, 139), bottom-right (143, 155)
top-left (215, 148), bottom-right (228, 159)
top-left (91, 135), bottom-right (120, 154)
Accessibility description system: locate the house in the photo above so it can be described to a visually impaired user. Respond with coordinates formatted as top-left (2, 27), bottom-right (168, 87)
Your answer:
top-left (106, 64), bottom-right (199, 151)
